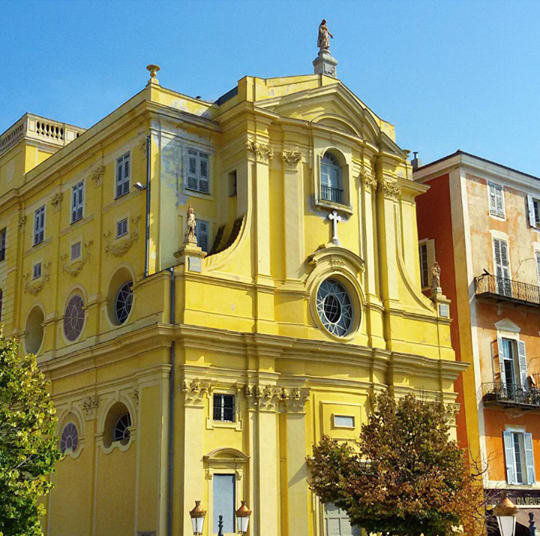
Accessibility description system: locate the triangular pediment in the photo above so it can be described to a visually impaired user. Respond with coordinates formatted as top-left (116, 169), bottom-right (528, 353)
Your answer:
top-left (255, 81), bottom-right (404, 156)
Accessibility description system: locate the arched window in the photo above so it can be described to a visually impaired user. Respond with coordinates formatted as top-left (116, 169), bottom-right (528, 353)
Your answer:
top-left (321, 152), bottom-right (343, 204)
top-left (60, 422), bottom-right (79, 454)
top-left (103, 402), bottom-right (133, 449)
top-left (113, 413), bottom-right (131, 444)
top-left (115, 282), bottom-right (133, 324)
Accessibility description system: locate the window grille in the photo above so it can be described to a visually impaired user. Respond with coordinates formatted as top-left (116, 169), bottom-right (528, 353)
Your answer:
top-left (213, 394), bottom-right (235, 422)
top-left (60, 423), bottom-right (79, 454)
top-left (64, 295), bottom-right (85, 341)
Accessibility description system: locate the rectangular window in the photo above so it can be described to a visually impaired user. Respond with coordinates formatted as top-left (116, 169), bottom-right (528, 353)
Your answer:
top-left (493, 238), bottom-right (511, 296)
top-left (527, 195), bottom-right (540, 229)
top-left (504, 431), bottom-right (536, 485)
top-left (418, 239), bottom-right (435, 289)
top-left (71, 181), bottom-right (84, 223)
top-left (324, 503), bottom-right (361, 536)
top-left (497, 337), bottom-right (528, 394)
top-left (116, 218), bottom-right (128, 238)
top-left (333, 415), bottom-right (355, 428)
top-left (33, 206), bottom-right (45, 245)
top-left (213, 394), bottom-right (235, 422)
top-left (33, 262), bottom-right (42, 280)
top-left (195, 219), bottom-right (209, 252)
top-left (213, 474), bottom-right (235, 533)
top-left (71, 241), bottom-right (81, 261)
top-left (186, 148), bottom-right (210, 194)
top-left (116, 152), bottom-right (131, 198)
top-left (488, 181), bottom-right (505, 218)
top-left (0, 228), bottom-right (6, 262)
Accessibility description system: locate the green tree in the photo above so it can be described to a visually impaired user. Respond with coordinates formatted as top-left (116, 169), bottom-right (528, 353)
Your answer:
top-left (308, 391), bottom-right (485, 536)
top-left (0, 332), bottom-right (61, 536)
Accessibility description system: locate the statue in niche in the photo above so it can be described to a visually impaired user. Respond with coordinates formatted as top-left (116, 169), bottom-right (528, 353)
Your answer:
top-left (185, 205), bottom-right (197, 245)
top-left (317, 19), bottom-right (333, 52)
top-left (431, 261), bottom-right (441, 290)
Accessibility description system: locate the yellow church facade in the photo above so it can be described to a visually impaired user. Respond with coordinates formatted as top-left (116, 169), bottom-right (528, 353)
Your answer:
top-left (0, 62), bottom-right (464, 536)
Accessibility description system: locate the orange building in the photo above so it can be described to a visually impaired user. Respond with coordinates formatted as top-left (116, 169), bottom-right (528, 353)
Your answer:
top-left (415, 150), bottom-right (540, 529)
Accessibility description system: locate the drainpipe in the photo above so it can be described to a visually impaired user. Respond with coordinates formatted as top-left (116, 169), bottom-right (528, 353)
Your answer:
top-left (168, 266), bottom-right (175, 536)
top-left (144, 135), bottom-right (151, 278)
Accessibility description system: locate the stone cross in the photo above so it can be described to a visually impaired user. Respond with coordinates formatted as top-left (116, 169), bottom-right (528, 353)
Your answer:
top-left (328, 210), bottom-right (342, 246)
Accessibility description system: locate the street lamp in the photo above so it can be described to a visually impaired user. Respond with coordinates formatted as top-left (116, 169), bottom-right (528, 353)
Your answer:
top-left (494, 493), bottom-right (519, 536)
top-left (236, 501), bottom-right (252, 534)
top-left (189, 501), bottom-right (206, 535)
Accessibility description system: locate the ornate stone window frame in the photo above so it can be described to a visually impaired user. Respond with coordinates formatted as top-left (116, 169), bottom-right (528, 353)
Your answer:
top-left (60, 286), bottom-right (88, 345)
top-left (203, 447), bottom-right (249, 533)
top-left (206, 386), bottom-right (243, 431)
top-left (307, 245), bottom-right (365, 342)
top-left (97, 394), bottom-right (137, 454)
top-left (57, 408), bottom-right (85, 460)
top-left (313, 144), bottom-right (353, 215)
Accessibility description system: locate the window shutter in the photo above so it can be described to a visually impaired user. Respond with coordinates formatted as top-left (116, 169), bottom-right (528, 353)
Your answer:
top-left (524, 432), bottom-right (536, 484)
top-left (536, 252), bottom-right (540, 286)
top-left (72, 187), bottom-right (77, 222)
top-left (518, 340), bottom-right (528, 389)
top-left (528, 195), bottom-right (537, 228)
top-left (494, 239), bottom-right (502, 278)
top-left (489, 184), bottom-right (497, 213)
top-left (497, 337), bottom-right (507, 387)
top-left (496, 185), bottom-right (504, 216)
top-left (504, 431), bottom-right (517, 484)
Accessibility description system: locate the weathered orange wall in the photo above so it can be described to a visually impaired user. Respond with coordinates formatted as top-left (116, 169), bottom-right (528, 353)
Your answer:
top-left (416, 174), bottom-right (469, 450)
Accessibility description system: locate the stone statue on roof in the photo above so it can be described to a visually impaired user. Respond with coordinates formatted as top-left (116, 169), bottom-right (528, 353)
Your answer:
top-left (317, 19), bottom-right (333, 52)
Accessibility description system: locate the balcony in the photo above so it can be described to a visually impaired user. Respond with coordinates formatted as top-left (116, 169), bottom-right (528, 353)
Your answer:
top-left (483, 381), bottom-right (540, 409)
top-left (321, 185), bottom-right (344, 204)
top-left (474, 274), bottom-right (540, 308)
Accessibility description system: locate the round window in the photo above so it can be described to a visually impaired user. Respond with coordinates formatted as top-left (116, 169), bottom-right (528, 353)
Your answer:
top-left (115, 282), bottom-right (133, 324)
top-left (113, 413), bottom-right (131, 444)
top-left (316, 279), bottom-right (354, 337)
top-left (64, 295), bottom-right (85, 341)
top-left (60, 422), bottom-right (79, 454)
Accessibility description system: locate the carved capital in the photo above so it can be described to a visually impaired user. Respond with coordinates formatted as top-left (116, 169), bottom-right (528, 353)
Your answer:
top-left (91, 165), bottom-right (105, 186)
top-left (182, 378), bottom-right (212, 405)
top-left (245, 384), bottom-right (310, 413)
top-left (282, 150), bottom-right (303, 170)
top-left (81, 396), bottom-right (99, 418)
top-left (360, 170), bottom-right (378, 193)
top-left (130, 388), bottom-right (139, 408)
top-left (50, 192), bottom-right (63, 211)
top-left (247, 140), bottom-right (274, 162)
top-left (378, 179), bottom-right (400, 201)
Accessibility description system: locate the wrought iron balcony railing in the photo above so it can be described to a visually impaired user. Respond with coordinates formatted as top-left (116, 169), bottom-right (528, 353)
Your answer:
top-left (483, 382), bottom-right (540, 409)
top-left (474, 274), bottom-right (540, 307)
top-left (321, 185), bottom-right (344, 204)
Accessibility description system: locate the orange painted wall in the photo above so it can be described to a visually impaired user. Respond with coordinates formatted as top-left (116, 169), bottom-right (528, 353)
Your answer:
top-left (416, 173), bottom-right (469, 450)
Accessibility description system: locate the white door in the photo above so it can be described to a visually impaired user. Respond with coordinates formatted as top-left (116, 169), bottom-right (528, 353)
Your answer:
top-left (324, 504), bottom-right (361, 536)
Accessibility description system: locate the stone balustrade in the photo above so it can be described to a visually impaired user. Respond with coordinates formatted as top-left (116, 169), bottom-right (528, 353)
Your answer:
top-left (0, 113), bottom-right (86, 156)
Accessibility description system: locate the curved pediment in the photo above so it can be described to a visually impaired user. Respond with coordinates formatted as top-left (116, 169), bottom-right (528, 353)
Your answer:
top-left (204, 447), bottom-right (249, 463)
top-left (307, 244), bottom-right (365, 275)
top-left (314, 114), bottom-right (360, 137)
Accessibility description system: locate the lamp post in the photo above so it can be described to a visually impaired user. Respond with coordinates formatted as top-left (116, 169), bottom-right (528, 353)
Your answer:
top-left (189, 501), bottom-right (206, 535)
top-left (494, 493), bottom-right (519, 536)
top-left (236, 501), bottom-right (252, 534)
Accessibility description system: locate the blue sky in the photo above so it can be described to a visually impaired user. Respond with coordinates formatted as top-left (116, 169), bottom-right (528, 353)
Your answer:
top-left (2, 0), bottom-right (539, 175)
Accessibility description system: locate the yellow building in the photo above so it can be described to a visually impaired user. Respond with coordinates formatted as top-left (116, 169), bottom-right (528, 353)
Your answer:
top-left (0, 55), bottom-right (464, 536)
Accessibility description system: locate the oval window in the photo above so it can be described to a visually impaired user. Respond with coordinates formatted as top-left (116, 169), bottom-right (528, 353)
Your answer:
top-left (64, 295), bottom-right (85, 341)
top-left (316, 279), bottom-right (354, 337)
top-left (115, 282), bottom-right (133, 324)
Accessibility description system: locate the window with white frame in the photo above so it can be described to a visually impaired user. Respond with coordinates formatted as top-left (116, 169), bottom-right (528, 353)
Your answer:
top-left (116, 218), bottom-right (128, 239)
top-left (527, 195), bottom-right (540, 229)
top-left (213, 474), bottom-right (235, 534)
top-left (418, 239), bottom-right (435, 289)
top-left (116, 152), bottom-right (131, 198)
top-left (213, 394), bottom-right (235, 422)
top-left (33, 262), bottom-right (42, 280)
top-left (324, 503), bottom-right (361, 536)
top-left (321, 152), bottom-right (344, 204)
top-left (0, 228), bottom-right (6, 262)
top-left (195, 219), bottom-right (209, 252)
top-left (186, 148), bottom-right (210, 194)
top-left (488, 181), bottom-right (505, 218)
top-left (71, 181), bottom-right (84, 223)
top-left (34, 206), bottom-right (45, 245)
top-left (496, 337), bottom-right (527, 395)
top-left (493, 238), bottom-right (511, 296)
top-left (503, 430), bottom-right (536, 485)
